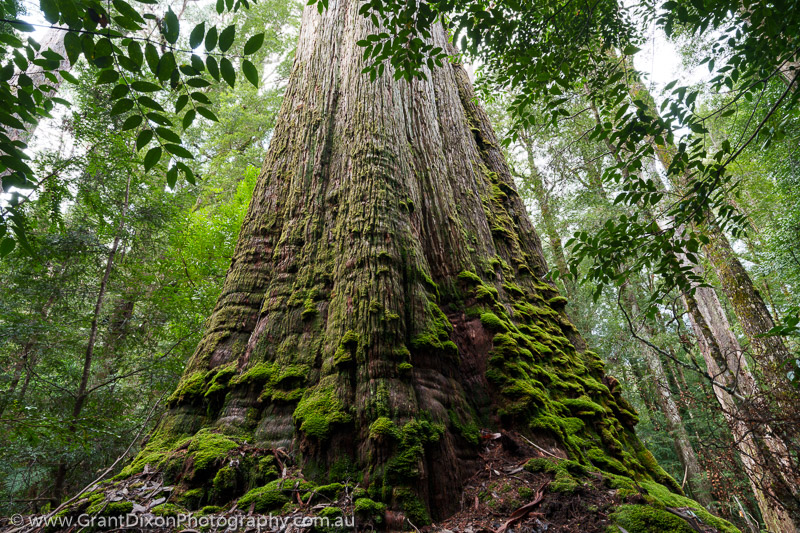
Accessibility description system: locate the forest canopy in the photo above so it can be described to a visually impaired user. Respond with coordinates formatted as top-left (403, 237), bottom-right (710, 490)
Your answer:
top-left (0, 0), bottom-right (799, 530)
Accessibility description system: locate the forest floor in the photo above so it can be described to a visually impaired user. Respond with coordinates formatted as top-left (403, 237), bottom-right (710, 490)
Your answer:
top-left (435, 431), bottom-right (617, 533)
top-left (0, 430), bottom-right (719, 533)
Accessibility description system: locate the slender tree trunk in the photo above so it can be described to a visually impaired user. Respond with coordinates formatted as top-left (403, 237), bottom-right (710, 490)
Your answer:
top-left (123, 1), bottom-right (694, 522)
top-left (642, 345), bottom-right (711, 503)
top-left (621, 287), bottom-right (713, 506)
top-left (676, 237), bottom-right (798, 531)
top-left (682, 291), bottom-right (797, 533)
top-left (634, 79), bottom-right (800, 520)
top-left (52, 173), bottom-right (131, 502)
top-left (0, 290), bottom-right (59, 418)
top-left (96, 281), bottom-right (136, 383)
top-left (627, 356), bottom-right (658, 422)
top-left (700, 220), bottom-right (791, 374)
top-left (517, 136), bottom-right (573, 298)
top-left (0, 347), bottom-right (29, 418)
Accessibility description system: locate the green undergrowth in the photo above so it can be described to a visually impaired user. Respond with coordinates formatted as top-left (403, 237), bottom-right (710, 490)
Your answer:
top-left (354, 497), bottom-right (386, 523)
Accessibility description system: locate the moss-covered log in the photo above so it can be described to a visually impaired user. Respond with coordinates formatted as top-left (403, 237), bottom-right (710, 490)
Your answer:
top-left (120, 0), bottom-right (734, 525)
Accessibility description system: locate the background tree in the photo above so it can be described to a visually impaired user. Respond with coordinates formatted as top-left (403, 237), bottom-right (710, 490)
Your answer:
top-left (0, 0), bottom-right (298, 509)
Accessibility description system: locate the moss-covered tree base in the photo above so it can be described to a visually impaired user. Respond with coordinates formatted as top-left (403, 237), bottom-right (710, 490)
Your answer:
top-left (37, 431), bottom-right (739, 533)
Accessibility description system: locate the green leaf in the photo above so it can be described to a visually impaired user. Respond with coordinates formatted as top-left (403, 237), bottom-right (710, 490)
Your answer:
top-left (96, 69), bottom-right (119, 84)
top-left (136, 129), bottom-right (153, 150)
top-left (145, 43), bottom-right (159, 75)
top-left (117, 54), bottom-right (140, 72)
top-left (0, 237), bottom-right (15, 257)
top-left (110, 98), bottom-right (134, 116)
top-left (155, 127), bottom-right (181, 143)
top-left (156, 51), bottom-right (176, 82)
top-left (93, 38), bottom-right (113, 68)
top-left (1, 154), bottom-right (31, 176)
top-left (164, 143), bottom-right (193, 158)
top-left (131, 81), bottom-right (162, 92)
top-left (688, 122), bottom-right (706, 133)
top-left (146, 112), bottom-right (172, 126)
top-left (166, 165), bottom-right (178, 188)
top-left (115, 13), bottom-right (144, 31)
top-left (623, 45), bottom-right (640, 56)
top-left (0, 63), bottom-right (14, 82)
top-left (216, 0), bottom-right (224, 13)
top-left (144, 146), bottom-right (162, 171)
top-left (190, 22), bottom-right (206, 49)
top-left (218, 25), bottom-right (235, 53)
top-left (128, 41), bottom-right (143, 68)
top-left (40, 0), bottom-right (60, 24)
top-left (185, 77), bottom-right (211, 88)
top-left (242, 59), bottom-right (258, 87)
top-left (12, 51), bottom-right (28, 71)
top-left (10, 20), bottom-right (35, 32)
top-left (190, 54), bottom-right (205, 73)
top-left (9, 223), bottom-right (34, 256)
top-left (205, 26), bottom-right (218, 51)
top-left (113, 0), bottom-right (145, 24)
top-left (0, 112), bottom-right (24, 129)
top-left (110, 83), bottom-right (130, 100)
top-left (206, 55), bottom-right (220, 81)
top-left (179, 163), bottom-right (196, 184)
top-left (190, 91), bottom-right (211, 105)
top-left (182, 109), bottom-right (196, 129)
top-left (41, 49), bottom-right (63, 62)
top-left (121, 114), bottom-right (142, 130)
top-left (163, 8), bottom-right (180, 44)
top-left (175, 94), bottom-right (189, 113)
top-left (244, 33), bottom-right (264, 55)
top-left (196, 106), bottom-right (218, 122)
top-left (63, 32), bottom-right (82, 64)
top-left (220, 57), bottom-right (235, 88)
top-left (137, 95), bottom-right (165, 111)
top-left (180, 63), bottom-right (200, 76)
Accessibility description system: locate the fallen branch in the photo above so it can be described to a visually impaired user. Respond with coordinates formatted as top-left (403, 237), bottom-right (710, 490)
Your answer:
top-left (665, 507), bottom-right (718, 533)
top-left (519, 434), bottom-right (558, 458)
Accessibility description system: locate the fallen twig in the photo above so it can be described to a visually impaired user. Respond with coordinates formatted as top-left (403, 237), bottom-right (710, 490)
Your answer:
top-left (494, 481), bottom-right (549, 533)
